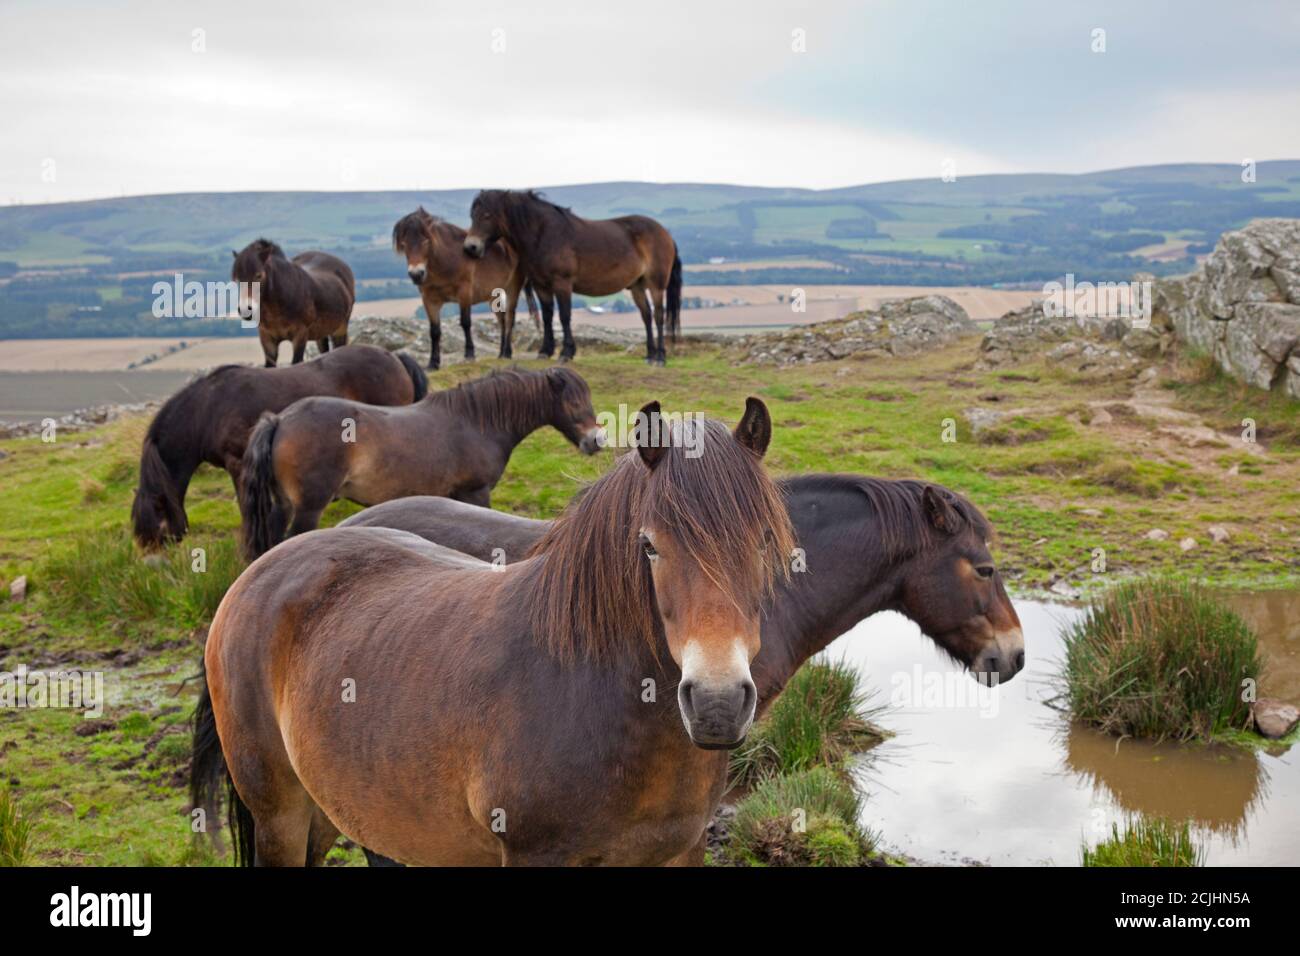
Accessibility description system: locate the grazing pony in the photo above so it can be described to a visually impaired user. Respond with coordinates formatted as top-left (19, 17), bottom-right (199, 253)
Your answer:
top-left (463, 190), bottom-right (682, 365)
top-left (341, 474), bottom-right (1026, 866)
top-left (193, 399), bottom-right (794, 865)
top-left (392, 207), bottom-right (541, 369)
top-left (237, 366), bottom-right (601, 559)
top-left (231, 239), bottom-right (354, 366)
top-left (130, 344), bottom-right (426, 551)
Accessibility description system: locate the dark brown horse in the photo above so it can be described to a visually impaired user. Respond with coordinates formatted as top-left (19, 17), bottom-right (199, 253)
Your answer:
top-left (193, 399), bottom-right (794, 865)
top-left (392, 207), bottom-right (541, 369)
top-left (341, 473), bottom-right (1025, 866)
top-left (237, 366), bottom-right (601, 560)
top-left (463, 190), bottom-right (682, 365)
top-left (231, 239), bottom-right (354, 366)
top-left (130, 344), bottom-right (426, 551)
top-left (345, 473), bottom-right (1027, 698)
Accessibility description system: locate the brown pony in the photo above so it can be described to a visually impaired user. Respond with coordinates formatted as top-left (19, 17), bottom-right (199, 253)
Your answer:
top-left (463, 190), bottom-right (682, 365)
top-left (341, 475), bottom-right (1026, 867)
top-left (231, 239), bottom-right (354, 366)
top-left (130, 344), bottom-right (426, 551)
top-left (193, 399), bottom-right (794, 865)
top-left (237, 366), bottom-right (601, 559)
top-left (392, 207), bottom-right (541, 369)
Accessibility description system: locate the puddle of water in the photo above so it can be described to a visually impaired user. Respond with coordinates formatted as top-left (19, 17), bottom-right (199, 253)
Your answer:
top-left (832, 593), bottom-right (1300, 866)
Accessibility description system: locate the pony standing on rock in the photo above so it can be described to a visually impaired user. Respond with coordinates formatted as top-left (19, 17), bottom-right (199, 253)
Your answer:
top-left (392, 207), bottom-right (540, 369)
top-left (463, 190), bottom-right (682, 366)
top-left (231, 239), bottom-right (355, 366)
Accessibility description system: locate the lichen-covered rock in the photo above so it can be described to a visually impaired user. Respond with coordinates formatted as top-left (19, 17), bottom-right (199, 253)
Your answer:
top-left (313, 314), bottom-right (641, 364)
top-left (978, 303), bottom-right (1155, 379)
top-left (734, 295), bottom-right (975, 367)
top-left (1153, 218), bottom-right (1300, 394)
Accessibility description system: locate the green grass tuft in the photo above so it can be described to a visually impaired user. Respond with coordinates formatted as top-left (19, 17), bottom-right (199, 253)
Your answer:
top-left (728, 767), bottom-right (874, 867)
top-left (730, 658), bottom-right (886, 786)
top-left (0, 789), bottom-right (36, 867)
top-left (37, 529), bottom-right (243, 640)
top-left (1060, 578), bottom-right (1261, 741)
top-left (1082, 818), bottom-right (1204, 867)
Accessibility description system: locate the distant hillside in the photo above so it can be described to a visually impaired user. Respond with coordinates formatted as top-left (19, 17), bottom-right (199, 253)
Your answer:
top-left (1, 161), bottom-right (1299, 338)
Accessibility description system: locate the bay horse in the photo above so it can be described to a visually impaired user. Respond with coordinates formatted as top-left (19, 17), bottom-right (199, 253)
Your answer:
top-left (193, 399), bottom-right (794, 865)
top-left (237, 366), bottom-right (602, 560)
top-left (130, 344), bottom-right (426, 551)
top-left (392, 207), bottom-right (541, 369)
top-left (340, 474), bottom-right (1026, 866)
top-left (231, 239), bottom-right (354, 366)
top-left (463, 190), bottom-right (683, 365)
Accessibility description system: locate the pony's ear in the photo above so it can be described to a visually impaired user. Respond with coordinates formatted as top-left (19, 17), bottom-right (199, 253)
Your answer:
top-left (634, 400), bottom-right (666, 470)
top-left (922, 485), bottom-right (960, 535)
top-left (734, 397), bottom-right (772, 458)
top-left (231, 249), bottom-right (238, 258)
top-left (546, 368), bottom-right (567, 393)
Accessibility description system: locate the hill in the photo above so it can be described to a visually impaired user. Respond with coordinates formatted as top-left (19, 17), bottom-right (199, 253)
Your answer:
top-left (2, 161), bottom-right (1299, 338)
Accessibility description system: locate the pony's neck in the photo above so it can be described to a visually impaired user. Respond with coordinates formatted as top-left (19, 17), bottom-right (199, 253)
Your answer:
top-left (483, 379), bottom-right (554, 451)
top-left (750, 488), bottom-right (911, 706)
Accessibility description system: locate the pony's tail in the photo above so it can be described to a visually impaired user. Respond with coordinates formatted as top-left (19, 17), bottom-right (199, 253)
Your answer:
top-left (396, 351), bottom-right (428, 401)
top-left (191, 661), bottom-right (255, 866)
top-left (666, 246), bottom-right (683, 345)
top-left (524, 282), bottom-right (542, 332)
top-left (131, 436), bottom-right (187, 549)
top-left (238, 413), bottom-right (288, 561)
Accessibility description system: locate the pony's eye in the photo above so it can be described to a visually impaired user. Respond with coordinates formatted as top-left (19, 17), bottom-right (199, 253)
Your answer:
top-left (975, 565), bottom-right (995, 579)
top-left (639, 534), bottom-right (659, 561)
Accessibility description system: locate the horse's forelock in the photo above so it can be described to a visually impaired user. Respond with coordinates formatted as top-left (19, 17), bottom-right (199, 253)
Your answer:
top-left (526, 417), bottom-right (793, 664)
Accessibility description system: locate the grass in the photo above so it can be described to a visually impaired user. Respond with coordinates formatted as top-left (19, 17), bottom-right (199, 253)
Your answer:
top-left (730, 658), bottom-right (886, 787)
top-left (0, 788), bottom-right (35, 866)
top-left (725, 767), bottom-right (875, 867)
top-left (1081, 818), bottom-right (1204, 867)
top-left (1059, 578), bottom-right (1262, 741)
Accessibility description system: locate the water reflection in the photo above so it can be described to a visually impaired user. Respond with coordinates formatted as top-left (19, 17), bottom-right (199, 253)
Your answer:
top-left (1060, 723), bottom-right (1265, 839)
top-left (831, 593), bottom-right (1300, 865)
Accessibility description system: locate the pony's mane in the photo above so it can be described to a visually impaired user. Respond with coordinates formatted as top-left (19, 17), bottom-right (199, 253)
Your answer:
top-left (429, 367), bottom-right (577, 435)
top-left (250, 238), bottom-right (285, 259)
top-left (781, 473), bottom-right (993, 557)
top-left (391, 207), bottom-right (442, 250)
top-left (525, 417), bottom-right (795, 663)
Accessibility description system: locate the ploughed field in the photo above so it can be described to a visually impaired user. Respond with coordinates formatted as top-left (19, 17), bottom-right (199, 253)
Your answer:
top-left (0, 339), bottom-right (1297, 864)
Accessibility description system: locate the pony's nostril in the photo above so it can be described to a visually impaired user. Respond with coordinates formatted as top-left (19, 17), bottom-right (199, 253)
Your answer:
top-left (1015, 649), bottom-right (1025, 672)
top-left (678, 680), bottom-right (697, 720)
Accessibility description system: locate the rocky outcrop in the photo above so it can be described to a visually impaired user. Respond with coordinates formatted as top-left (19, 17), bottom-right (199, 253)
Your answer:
top-left (735, 295), bottom-right (976, 367)
top-left (0, 400), bottom-right (160, 439)
top-left (318, 313), bottom-right (642, 363)
top-left (977, 301), bottom-right (1168, 379)
top-left (1153, 218), bottom-right (1300, 397)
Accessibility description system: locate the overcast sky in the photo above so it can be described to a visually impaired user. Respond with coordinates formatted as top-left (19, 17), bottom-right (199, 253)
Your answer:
top-left (2, 0), bottom-right (1299, 204)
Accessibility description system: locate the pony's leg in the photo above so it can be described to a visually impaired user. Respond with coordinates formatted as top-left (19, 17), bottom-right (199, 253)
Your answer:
top-left (498, 286), bottom-right (519, 360)
top-left (556, 286), bottom-right (576, 362)
top-left (317, 337), bottom-right (331, 354)
top-left (537, 292), bottom-right (556, 358)
top-left (332, 329), bottom-right (348, 348)
top-left (651, 287), bottom-right (668, 366)
top-left (290, 332), bottom-right (309, 365)
top-left (458, 298), bottom-right (476, 361)
top-left (452, 485), bottom-right (491, 508)
top-left (630, 283), bottom-right (656, 365)
top-left (287, 505), bottom-right (326, 537)
top-left (259, 330), bottom-right (279, 367)
top-left (305, 805), bottom-right (341, 867)
top-left (421, 294), bottom-right (443, 370)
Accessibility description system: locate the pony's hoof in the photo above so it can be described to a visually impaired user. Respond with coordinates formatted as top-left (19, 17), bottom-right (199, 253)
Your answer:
top-left (538, 351), bottom-right (553, 360)
top-left (426, 363), bottom-right (439, 372)
top-left (465, 352), bottom-right (477, 362)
